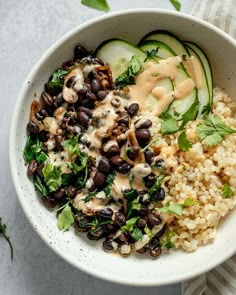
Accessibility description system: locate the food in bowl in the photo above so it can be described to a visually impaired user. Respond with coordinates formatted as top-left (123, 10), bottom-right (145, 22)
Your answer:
top-left (23, 30), bottom-right (236, 258)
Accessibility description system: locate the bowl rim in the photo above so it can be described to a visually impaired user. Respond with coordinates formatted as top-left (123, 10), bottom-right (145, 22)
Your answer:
top-left (9, 8), bottom-right (236, 286)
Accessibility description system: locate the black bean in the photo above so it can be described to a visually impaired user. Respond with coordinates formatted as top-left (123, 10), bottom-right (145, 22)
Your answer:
top-left (36, 162), bottom-right (44, 178)
top-left (147, 213), bottom-right (162, 226)
top-left (35, 109), bottom-right (48, 121)
top-left (118, 111), bottom-right (129, 125)
top-left (144, 150), bottom-right (154, 164)
top-left (144, 173), bottom-right (156, 188)
top-left (136, 119), bottom-right (152, 129)
top-left (127, 146), bottom-right (139, 161)
top-left (136, 247), bottom-right (147, 254)
top-left (154, 224), bottom-right (166, 239)
top-left (105, 145), bottom-right (120, 158)
top-left (74, 222), bottom-right (88, 232)
top-left (114, 212), bottom-right (126, 226)
top-left (39, 130), bottom-right (49, 142)
top-left (86, 91), bottom-right (97, 101)
top-left (97, 90), bottom-right (109, 101)
top-left (74, 45), bottom-right (89, 60)
top-left (42, 197), bottom-right (57, 208)
top-left (97, 208), bottom-right (113, 219)
top-left (154, 159), bottom-right (167, 172)
top-left (128, 103), bottom-right (139, 117)
top-left (91, 79), bottom-right (101, 93)
top-left (27, 122), bottom-right (39, 134)
top-left (87, 229), bottom-right (104, 240)
top-left (27, 159), bottom-right (37, 176)
top-left (153, 187), bottom-right (166, 202)
top-left (105, 223), bottom-right (116, 232)
top-left (54, 188), bottom-right (66, 200)
top-left (93, 171), bottom-right (106, 188)
top-left (110, 155), bottom-right (123, 167)
top-left (135, 129), bottom-right (151, 147)
top-left (67, 104), bottom-right (76, 113)
top-left (67, 185), bottom-right (77, 198)
top-left (78, 106), bottom-right (92, 117)
top-left (150, 246), bottom-right (161, 258)
top-left (137, 218), bottom-right (147, 229)
top-left (41, 91), bottom-right (54, 106)
top-left (97, 157), bottom-right (111, 173)
top-left (80, 99), bottom-right (95, 109)
top-left (115, 163), bottom-right (131, 174)
top-left (78, 111), bottom-right (90, 128)
top-left (117, 232), bottom-right (128, 243)
top-left (55, 135), bottom-right (63, 150)
top-left (103, 239), bottom-right (117, 251)
top-left (139, 205), bottom-right (149, 216)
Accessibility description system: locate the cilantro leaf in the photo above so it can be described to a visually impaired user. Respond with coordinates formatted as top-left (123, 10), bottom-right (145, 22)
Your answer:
top-left (33, 174), bottom-right (49, 196)
top-left (46, 68), bottom-right (69, 93)
top-left (179, 99), bottom-right (200, 130)
top-left (23, 135), bottom-right (48, 164)
top-left (121, 217), bottom-right (139, 232)
top-left (161, 117), bottom-right (178, 136)
top-left (196, 114), bottom-right (236, 146)
top-left (58, 204), bottom-right (75, 231)
top-left (0, 218), bottom-right (13, 260)
top-left (222, 184), bottom-right (234, 199)
top-left (42, 163), bottom-right (62, 192)
top-left (115, 55), bottom-right (142, 88)
top-left (127, 196), bottom-right (141, 218)
top-left (178, 131), bottom-right (192, 151)
top-left (132, 228), bottom-right (143, 241)
top-left (158, 198), bottom-right (198, 216)
top-left (81, 0), bottom-right (110, 11)
top-left (169, 0), bottom-right (181, 11)
top-left (145, 48), bottom-right (159, 61)
top-left (161, 231), bottom-right (175, 250)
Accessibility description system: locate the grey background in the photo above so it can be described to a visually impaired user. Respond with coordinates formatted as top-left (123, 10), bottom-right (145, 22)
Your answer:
top-left (0, 0), bottom-right (189, 294)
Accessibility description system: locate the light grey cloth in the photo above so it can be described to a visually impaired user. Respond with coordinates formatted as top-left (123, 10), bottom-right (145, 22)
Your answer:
top-left (182, 1), bottom-right (236, 294)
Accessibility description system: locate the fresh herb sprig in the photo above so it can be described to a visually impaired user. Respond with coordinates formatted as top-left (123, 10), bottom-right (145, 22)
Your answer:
top-left (178, 131), bottom-right (192, 151)
top-left (81, 0), bottom-right (181, 12)
top-left (158, 198), bottom-right (199, 216)
top-left (196, 114), bottom-right (236, 146)
top-left (0, 218), bottom-right (13, 260)
top-left (222, 184), bottom-right (234, 199)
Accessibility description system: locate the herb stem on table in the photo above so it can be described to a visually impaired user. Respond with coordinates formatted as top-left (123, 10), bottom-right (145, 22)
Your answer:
top-left (0, 218), bottom-right (13, 260)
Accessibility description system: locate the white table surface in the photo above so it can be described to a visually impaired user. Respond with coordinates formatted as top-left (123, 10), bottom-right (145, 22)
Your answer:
top-left (0, 1), bottom-right (190, 294)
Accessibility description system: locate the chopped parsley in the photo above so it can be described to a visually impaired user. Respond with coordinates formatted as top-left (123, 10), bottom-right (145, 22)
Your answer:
top-left (115, 55), bottom-right (143, 88)
top-left (23, 135), bottom-right (48, 164)
top-left (158, 198), bottom-right (198, 216)
top-left (222, 184), bottom-right (234, 199)
top-left (161, 231), bottom-right (175, 250)
top-left (58, 204), bottom-right (75, 231)
top-left (46, 68), bottom-right (69, 93)
top-left (196, 114), bottom-right (236, 146)
top-left (161, 117), bottom-right (178, 136)
top-left (42, 163), bottom-right (62, 192)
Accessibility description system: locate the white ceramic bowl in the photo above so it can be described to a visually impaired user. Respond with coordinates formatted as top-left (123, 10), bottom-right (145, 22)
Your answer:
top-left (10, 9), bottom-right (236, 286)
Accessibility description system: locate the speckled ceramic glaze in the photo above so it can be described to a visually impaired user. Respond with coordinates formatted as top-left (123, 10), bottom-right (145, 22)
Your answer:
top-left (9, 9), bottom-right (236, 286)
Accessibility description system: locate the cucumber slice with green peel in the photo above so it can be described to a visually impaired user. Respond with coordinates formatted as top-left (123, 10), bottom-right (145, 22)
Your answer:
top-left (96, 39), bottom-right (147, 79)
top-left (139, 30), bottom-right (189, 57)
top-left (184, 44), bottom-right (211, 116)
top-left (184, 41), bottom-right (213, 109)
top-left (139, 40), bottom-right (176, 60)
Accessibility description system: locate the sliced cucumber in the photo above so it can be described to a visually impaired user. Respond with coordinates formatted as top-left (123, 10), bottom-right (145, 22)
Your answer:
top-left (96, 39), bottom-right (147, 79)
top-left (139, 40), bottom-right (176, 60)
top-left (139, 30), bottom-right (189, 57)
top-left (183, 44), bottom-right (210, 116)
top-left (184, 41), bottom-right (213, 108)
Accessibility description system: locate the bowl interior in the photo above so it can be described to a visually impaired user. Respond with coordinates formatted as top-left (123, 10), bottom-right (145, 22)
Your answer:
top-left (10, 9), bottom-right (236, 286)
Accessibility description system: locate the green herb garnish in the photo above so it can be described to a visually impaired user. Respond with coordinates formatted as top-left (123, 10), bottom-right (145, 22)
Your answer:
top-left (121, 216), bottom-right (139, 232)
top-left (141, 137), bottom-right (159, 152)
top-left (179, 99), bottom-right (200, 130)
top-left (42, 163), bottom-right (62, 192)
top-left (178, 131), bottom-right (192, 151)
top-left (148, 175), bottom-right (165, 200)
top-left (158, 198), bottom-right (198, 216)
top-left (33, 174), bottom-right (49, 196)
top-left (58, 204), bottom-right (75, 231)
top-left (0, 218), bottom-right (13, 259)
top-left (169, 0), bottom-right (181, 11)
top-left (161, 231), bottom-right (175, 250)
top-left (81, 0), bottom-right (110, 11)
top-left (222, 184), bottom-right (234, 199)
top-left (161, 117), bottom-right (178, 136)
top-left (145, 48), bottom-right (159, 61)
top-left (23, 135), bottom-right (48, 164)
top-left (115, 55), bottom-right (143, 88)
top-left (46, 68), bottom-right (69, 93)
top-left (196, 114), bottom-right (236, 146)
top-left (132, 227), bottom-right (143, 241)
